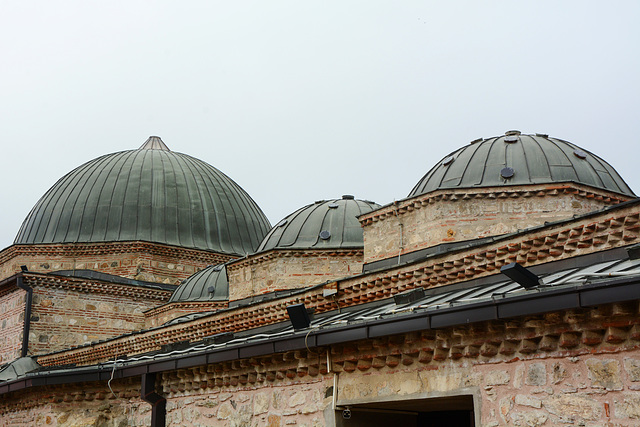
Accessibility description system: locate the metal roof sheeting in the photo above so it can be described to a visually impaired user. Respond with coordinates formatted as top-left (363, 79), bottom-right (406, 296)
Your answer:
top-left (14, 137), bottom-right (271, 255)
top-left (256, 197), bottom-right (381, 252)
top-left (409, 133), bottom-right (635, 198)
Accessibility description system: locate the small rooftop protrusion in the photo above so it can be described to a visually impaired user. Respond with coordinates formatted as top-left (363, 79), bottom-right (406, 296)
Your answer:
top-left (139, 136), bottom-right (171, 151)
top-left (505, 130), bottom-right (521, 136)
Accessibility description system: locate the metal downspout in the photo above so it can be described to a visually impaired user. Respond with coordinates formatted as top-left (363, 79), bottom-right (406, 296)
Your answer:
top-left (141, 373), bottom-right (166, 427)
top-left (16, 275), bottom-right (32, 358)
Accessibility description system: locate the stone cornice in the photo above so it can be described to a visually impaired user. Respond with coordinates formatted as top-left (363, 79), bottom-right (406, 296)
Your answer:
top-left (0, 241), bottom-right (235, 265)
top-left (145, 300), bottom-right (229, 317)
top-left (37, 202), bottom-right (640, 367)
top-left (227, 248), bottom-right (364, 271)
top-left (23, 273), bottom-right (173, 301)
top-left (359, 183), bottom-right (630, 226)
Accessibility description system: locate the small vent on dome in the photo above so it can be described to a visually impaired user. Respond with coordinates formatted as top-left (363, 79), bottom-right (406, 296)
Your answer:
top-left (470, 138), bottom-right (483, 145)
top-left (328, 204), bottom-right (339, 209)
top-left (535, 133), bottom-right (549, 138)
top-left (505, 130), bottom-right (521, 136)
top-left (319, 230), bottom-right (331, 240)
top-left (500, 167), bottom-right (515, 179)
top-left (442, 156), bottom-right (455, 166)
top-left (574, 149), bottom-right (587, 159)
top-left (212, 265), bottom-right (224, 272)
top-left (342, 195), bottom-right (354, 200)
top-left (504, 136), bottom-right (519, 143)
top-left (207, 286), bottom-right (215, 294)
top-left (277, 219), bottom-right (288, 227)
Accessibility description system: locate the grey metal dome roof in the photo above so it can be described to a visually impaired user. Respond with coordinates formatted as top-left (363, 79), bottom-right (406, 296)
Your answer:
top-left (257, 196), bottom-right (381, 252)
top-left (15, 137), bottom-right (271, 255)
top-left (169, 264), bottom-right (228, 303)
top-left (409, 131), bottom-right (635, 198)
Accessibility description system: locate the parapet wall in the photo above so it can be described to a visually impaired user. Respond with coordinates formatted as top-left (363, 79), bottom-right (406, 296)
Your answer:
top-left (227, 249), bottom-right (364, 301)
top-left (0, 241), bottom-right (233, 284)
top-left (360, 184), bottom-right (628, 264)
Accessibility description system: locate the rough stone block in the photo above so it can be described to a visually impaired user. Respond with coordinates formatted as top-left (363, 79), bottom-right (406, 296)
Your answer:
top-left (542, 393), bottom-right (602, 422)
top-left (514, 394), bottom-right (542, 409)
top-left (485, 369), bottom-right (510, 386)
top-left (525, 363), bottom-right (546, 386)
top-left (586, 358), bottom-right (623, 390)
top-left (623, 358), bottom-right (640, 382)
top-left (614, 393), bottom-right (640, 420)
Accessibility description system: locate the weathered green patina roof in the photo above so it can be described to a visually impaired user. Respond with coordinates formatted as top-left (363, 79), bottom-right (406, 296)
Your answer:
top-left (15, 137), bottom-right (271, 255)
top-left (409, 131), bottom-right (635, 198)
top-left (169, 264), bottom-right (228, 302)
top-left (257, 196), bottom-right (380, 252)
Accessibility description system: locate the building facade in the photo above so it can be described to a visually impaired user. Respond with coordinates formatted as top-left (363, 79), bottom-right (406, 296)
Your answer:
top-left (1, 132), bottom-right (639, 426)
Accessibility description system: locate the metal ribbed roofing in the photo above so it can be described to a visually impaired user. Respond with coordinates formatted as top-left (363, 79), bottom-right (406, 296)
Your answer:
top-left (15, 137), bottom-right (271, 255)
top-left (169, 264), bottom-right (228, 303)
top-left (256, 196), bottom-right (381, 252)
top-left (409, 132), bottom-right (635, 198)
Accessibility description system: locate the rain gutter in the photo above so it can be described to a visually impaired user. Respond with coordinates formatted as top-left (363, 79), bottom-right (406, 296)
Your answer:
top-left (141, 373), bottom-right (166, 427)
top-left (1, 274), bottom-right (639, 395)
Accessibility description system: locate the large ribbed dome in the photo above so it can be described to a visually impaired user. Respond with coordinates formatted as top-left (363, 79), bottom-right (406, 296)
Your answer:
top-left (15, 137), bottom-right (271, 255)
top-left (409, 132), bottom-right (635, 198)
top-left (169, 264), bottom-right (228, 302)
top-left (257, 196), bottom-right (380, 252)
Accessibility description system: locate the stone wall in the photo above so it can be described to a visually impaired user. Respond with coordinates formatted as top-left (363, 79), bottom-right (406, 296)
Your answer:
top-left (0, 287), bottom-right (26, 363)
top-left (25, 276), bottom-right (170, 356)
top-left (0, 241), bottom-right (233, 284)
top-left (3, 301), bottom-right (640, 425)
top-left (361, 184), bottom-right (624, 264)
top-left (0, 378), bottom-right (147, 427)
top-left (228, 250), bottom-right (364, 301)
top-left (165, 379), bottom-right (332, 426)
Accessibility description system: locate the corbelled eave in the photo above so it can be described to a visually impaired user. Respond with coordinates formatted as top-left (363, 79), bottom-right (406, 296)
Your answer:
top-left (145, 301), bottom-right (229, 318)
top-left (22, 272), bottom-right (173, 301)
top-left (226, 247), bottom-right (365, 271)
top-left (359, 182), bottom-right (633, 226)
top-left (36, 199), bottom-right (640, 367)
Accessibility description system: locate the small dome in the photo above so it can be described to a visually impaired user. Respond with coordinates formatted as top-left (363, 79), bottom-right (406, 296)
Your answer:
top-left (409, 132), bottom-right (635, 198)
top-left (169, 264), bottom-right (228, 302)
top-left (15, 137), bottom-right (271, 255)
top-left (257, 196), bottom-right (381, 252)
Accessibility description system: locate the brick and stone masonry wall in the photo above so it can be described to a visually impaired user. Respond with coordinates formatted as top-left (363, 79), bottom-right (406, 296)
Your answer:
top-left (159, 303), bottom-right (640, 426)
top-left (25, 280), bottom-right (171, 356)
top-left (2, 303), bottom-right (640, 425)
top-left (0, 241), bottom-right (233, 284)
top-left (228, 250), bottom-right (363, 301)
top-left (0, 287), bottom-right (26, 363)
top-left (0, 378), bottom-right (148, 427)
top-left (361, 185), bottom-right (624, 264)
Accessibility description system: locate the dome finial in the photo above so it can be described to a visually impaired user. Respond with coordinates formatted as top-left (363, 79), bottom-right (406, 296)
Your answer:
top-left (139, 136), bottom-right (170, 151)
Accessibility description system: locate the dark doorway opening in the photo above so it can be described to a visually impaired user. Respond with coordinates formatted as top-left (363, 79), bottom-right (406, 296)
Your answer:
top-left (335, 395), bottom-right (475, 427)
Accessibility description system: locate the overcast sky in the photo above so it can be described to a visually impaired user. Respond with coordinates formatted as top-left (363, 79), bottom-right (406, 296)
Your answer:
top-left (1, 1), bottom-right (639, 250)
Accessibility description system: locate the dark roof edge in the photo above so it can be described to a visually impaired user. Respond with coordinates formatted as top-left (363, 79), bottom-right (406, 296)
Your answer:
top-left (3, 271), bottom-right (639, 394)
